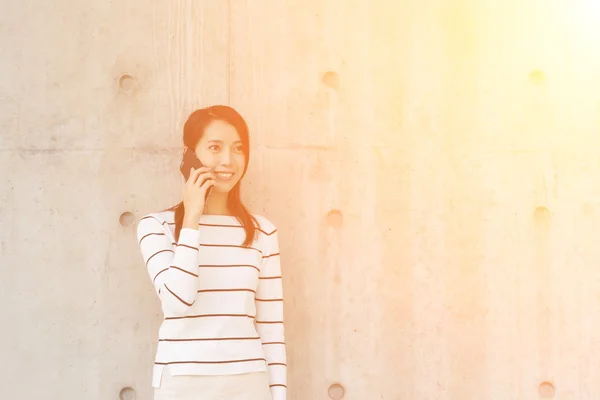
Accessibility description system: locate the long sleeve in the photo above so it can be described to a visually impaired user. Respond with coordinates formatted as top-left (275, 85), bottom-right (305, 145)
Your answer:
top-left (137, 215), bottom-right (201, 317)
top-left (255, 229), bottom-right (287, 400)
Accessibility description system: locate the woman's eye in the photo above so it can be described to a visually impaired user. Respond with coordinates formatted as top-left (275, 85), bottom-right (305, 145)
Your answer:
top-left (234, 145), bottom-right (244, 153)
top-left (209, 145), bottom-right (220, 151)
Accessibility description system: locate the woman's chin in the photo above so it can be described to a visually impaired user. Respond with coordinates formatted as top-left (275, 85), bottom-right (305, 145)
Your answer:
top-left (212, 181), bottom-right (237, 193)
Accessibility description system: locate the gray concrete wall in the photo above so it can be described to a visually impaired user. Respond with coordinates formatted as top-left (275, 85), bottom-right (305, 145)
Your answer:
top-left (3, 0), bottom-right (600, 399)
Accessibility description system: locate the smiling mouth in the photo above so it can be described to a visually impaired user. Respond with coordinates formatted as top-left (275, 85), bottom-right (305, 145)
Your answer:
top-left (214, 172), bottom-right (235, 180)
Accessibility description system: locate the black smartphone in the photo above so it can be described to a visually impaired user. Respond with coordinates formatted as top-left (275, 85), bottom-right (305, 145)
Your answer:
top-left (179, 147), bottom-right (212, 199)
top-left (180, 147), bottom-right (204, 181)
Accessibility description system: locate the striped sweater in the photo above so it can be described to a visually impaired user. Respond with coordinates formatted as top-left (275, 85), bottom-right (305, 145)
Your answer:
top-left (136, 211), bottom-right (286, 400)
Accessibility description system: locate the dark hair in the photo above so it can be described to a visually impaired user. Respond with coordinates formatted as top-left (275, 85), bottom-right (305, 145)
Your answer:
top-left (167, 105), bottom-right (258, 246)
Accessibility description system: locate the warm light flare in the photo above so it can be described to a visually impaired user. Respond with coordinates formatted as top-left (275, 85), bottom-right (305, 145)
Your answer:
top-left (573, 0), bottom-right (600, 40)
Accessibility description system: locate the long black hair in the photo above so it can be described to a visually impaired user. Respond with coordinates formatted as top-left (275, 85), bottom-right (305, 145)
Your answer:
top-left (167, 105), bottom-right (257, 246)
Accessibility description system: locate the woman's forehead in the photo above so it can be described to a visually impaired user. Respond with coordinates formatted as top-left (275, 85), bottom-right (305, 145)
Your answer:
top-left (201, 120), bottom-right (241, 142)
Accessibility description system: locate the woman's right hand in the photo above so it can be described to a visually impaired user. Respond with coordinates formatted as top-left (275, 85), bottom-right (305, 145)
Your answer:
top-left (183, 167), bottom-right (215, 221)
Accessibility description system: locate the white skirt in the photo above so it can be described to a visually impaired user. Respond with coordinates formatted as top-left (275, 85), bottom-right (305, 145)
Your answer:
top-left (154, 367), bottom-right (272, 400)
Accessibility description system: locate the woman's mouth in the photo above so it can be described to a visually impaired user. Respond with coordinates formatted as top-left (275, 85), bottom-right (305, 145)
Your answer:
top-left (214, 171), bottom-right (235, 181)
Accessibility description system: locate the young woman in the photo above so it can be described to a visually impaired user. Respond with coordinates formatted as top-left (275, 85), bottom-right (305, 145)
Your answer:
top-left (136, 105), bottom-right (287, 400)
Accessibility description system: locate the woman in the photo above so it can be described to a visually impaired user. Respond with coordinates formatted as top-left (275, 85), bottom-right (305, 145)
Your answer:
top-left (136, 105), bottom-right (287, 400)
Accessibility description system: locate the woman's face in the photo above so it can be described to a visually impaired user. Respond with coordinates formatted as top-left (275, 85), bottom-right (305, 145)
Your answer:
top-left (194, 119), bottom-right (246, 193)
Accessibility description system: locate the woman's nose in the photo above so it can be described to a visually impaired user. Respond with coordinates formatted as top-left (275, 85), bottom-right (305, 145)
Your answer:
top-left (219, 151), bottom-right (232, 166)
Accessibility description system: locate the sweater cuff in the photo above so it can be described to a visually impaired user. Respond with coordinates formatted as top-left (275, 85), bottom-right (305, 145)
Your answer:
top-left (178, 228), bottom-right (201, 246)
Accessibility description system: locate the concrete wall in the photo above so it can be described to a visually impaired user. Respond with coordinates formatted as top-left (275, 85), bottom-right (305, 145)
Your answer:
top-left (2, 0), bottom-right (600, 399)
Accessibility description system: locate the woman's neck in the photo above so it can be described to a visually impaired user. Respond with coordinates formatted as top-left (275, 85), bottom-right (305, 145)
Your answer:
top-left (203, 191), bottom-right (230, 215)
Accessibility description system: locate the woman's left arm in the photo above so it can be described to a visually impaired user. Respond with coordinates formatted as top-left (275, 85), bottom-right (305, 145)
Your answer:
top-left (255, 229), bottom-right (287, 400)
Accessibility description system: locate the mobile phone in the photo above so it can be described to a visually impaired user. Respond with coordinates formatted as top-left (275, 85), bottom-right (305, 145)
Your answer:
top-left (180, 147), bottom-right (204, 181)
top-left (179, 147), bottom-right (213, 199)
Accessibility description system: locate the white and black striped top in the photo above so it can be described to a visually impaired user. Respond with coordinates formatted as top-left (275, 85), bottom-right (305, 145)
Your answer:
top-left (136, 211), bottom-right (286, 400)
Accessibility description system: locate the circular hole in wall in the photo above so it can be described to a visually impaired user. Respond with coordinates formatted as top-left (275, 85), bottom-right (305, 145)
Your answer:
top-left (538, 381), bottom-right (555, 398)
top-left (322, 71), bottom-right (340, 90)
top-left (529, 70), bottom-right (545, 85)
top-left (119, 387), bottom-right (136, 400)
top-left (326, 209), bottom-right (343, 229)
top-left (119, 211), bottom-right (136, 227)
top-left (119, 74), bottom-right (135, 91)
top-left (328, 383), bottom-right (345, 399)
top-left (534, 206), bottom-right (550, 225)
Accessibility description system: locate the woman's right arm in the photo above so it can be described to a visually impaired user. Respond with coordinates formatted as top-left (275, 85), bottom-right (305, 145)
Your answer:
top-left (137, 215), bottom-right (201, 316)
top-left (137, 167), bottom-right (215, 316)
